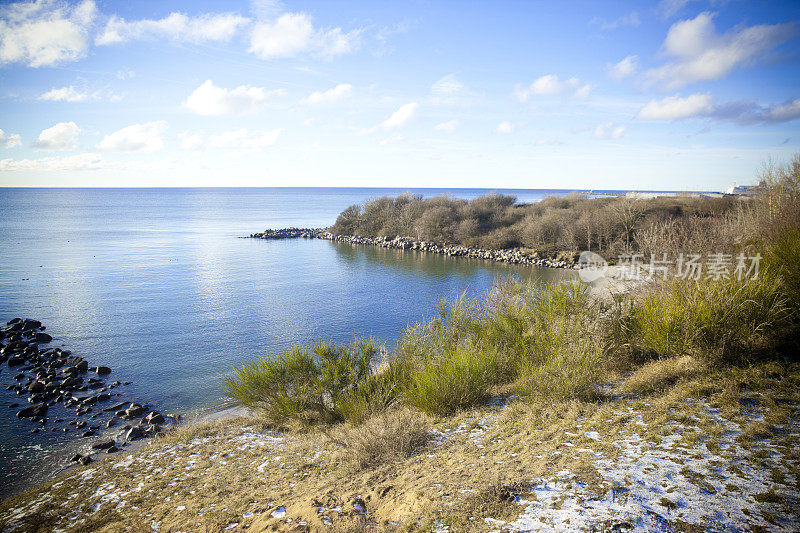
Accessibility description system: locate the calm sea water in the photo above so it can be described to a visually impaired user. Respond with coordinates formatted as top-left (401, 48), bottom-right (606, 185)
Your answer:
top-left (0, 187), bottom-right (586, 498)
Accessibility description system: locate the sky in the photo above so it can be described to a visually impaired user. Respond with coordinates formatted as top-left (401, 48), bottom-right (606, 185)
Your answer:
top-left (0, 0), bottom-right (799, 190)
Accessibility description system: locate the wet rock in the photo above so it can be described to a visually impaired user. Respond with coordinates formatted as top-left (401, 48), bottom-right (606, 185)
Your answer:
top-left (8, 355), bottom-right (25, 367)
top-left (104, 401), bottom-right (127, 412)
top-left (125, 426), bottom-right (144, 441)
top-left (82, 430), bottom-right (96, 437)
top-left (106, 445), bottom-right (118, 453)
top-left (34, 332), bottom-right (52, 343)
top-left (17, 402), bottom-right (47, 419)
top-left (91, 438), bottom-right (115, 450)
top-left (70, 454), bottom-right (83, 463)
top-left (125, 404), bottom-right (145, 418)
top-left (143, 411), bottom-right (165, 425)
top-left (79, 456), bottom-right (92, 465)
top-left (95, 366), bottom-right (111, 376)
top-left (28, 381), bottom-right (45, 394)
top-left (106, 418), bottom-right (115, 428)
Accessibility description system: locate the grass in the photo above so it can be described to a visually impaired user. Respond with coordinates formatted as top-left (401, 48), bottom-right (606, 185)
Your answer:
top-left (331, 408), bottom-right (429, 470)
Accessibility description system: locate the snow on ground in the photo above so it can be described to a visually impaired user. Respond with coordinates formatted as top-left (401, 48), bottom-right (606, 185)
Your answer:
top-left (498, 402), bottom-right (800, 532)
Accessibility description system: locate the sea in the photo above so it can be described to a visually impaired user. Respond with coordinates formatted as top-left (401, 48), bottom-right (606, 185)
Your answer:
top-left (0, 187), bottom-right (612, 499)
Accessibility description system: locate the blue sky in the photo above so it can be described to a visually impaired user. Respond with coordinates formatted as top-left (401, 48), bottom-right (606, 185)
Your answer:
top-left (0, 0), bottom-right (798, 190)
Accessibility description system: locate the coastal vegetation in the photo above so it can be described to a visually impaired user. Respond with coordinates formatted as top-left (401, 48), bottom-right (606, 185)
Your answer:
top-left (330, 186), bottom-right (740, 258)
top-left (3, 155), bottom-right (798, 531)
top-left (227, 155), bottom-right (799, 428)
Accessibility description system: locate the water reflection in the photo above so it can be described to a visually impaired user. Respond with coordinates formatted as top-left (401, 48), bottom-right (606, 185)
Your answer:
top-left (328, 240), bottom-right (570, 286)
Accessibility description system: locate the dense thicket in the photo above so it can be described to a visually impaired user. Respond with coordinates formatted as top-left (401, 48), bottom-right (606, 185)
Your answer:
top-left (330, 191), bottom-right (744, 258)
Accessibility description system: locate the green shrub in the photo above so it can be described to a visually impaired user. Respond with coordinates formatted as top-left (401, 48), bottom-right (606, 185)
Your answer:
top-left (625, 274), bottom-right (791, 363)
top-left (222, 338), bottom-right (381, 425)
top-left (401, 342), bottom-right (500, 416)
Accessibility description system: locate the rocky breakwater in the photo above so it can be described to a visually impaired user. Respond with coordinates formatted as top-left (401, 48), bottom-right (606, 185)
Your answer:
top-left (0, 318), bottom-right (176, 468)
top-left (249, 228), bottom-right (580, 269)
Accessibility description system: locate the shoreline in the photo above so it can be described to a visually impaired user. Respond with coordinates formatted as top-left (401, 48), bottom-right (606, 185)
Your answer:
top-left (0, 318), bottom-right (179, 501)
top-left (248, 228), bottom-right (582, 270)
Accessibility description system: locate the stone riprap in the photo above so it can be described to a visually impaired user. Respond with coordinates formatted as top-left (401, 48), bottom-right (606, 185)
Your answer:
top-left (249, 228), bottom-right (580, 270)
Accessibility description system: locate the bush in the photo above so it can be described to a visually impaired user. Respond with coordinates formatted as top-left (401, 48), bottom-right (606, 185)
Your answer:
top-left (222, 339), bottom-right (381, 425)
top-left (401, 342), bottom-right (500, 416)
top-left (335, 408), bottom-right (429, 469)
top-left (624, 273), bottom-right (791, 363)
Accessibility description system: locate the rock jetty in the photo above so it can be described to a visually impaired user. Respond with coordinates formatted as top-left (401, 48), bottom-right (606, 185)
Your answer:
top-left (249, 228), bottom-right (580, 269)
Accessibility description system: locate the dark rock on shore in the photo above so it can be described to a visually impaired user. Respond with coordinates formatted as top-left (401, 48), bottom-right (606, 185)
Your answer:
top-left (4, 317), bottom-right (179, 478)
top-left (17, 402), bottom-right (47, 419)
top-left (91, 439), bottom-right (115, 450)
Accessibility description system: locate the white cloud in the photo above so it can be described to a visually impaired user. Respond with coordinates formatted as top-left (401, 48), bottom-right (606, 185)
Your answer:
top-left (38, 85), bottom-right (89, 102)
top-left (592, 11), bottom-right (641, 31)
top-left (379, 134), bottom-right (404, 146)
top-left (431, 74), bottom-right (465, 96)
top-left (183, 80), bottom-right (285, 115)
top-left (767, 99), bottom-right (800, 123)
top-left (0, 0), bottom-right (96, 67)
top-left (645, 12), bottom-right (798, 90)
top-left (178, 132), bottom-right (204, 151)
top-left (608, 55), bottom-right (638, 80)
top-left (514, 75), bottom-right (592, 101)
top-left (303, 83), bottom-right (353, 104)
top-left (179, 129), bottom-right (282, 152)
top-left (0, 129), bottom-right (22, 148)
top-left (98, 121), bottom-right (167, 152)
top-left (535, 138), bottom-right (564, 146)
top-left (33, 121), bottom-right (80, 150)
top-left (658, 0), bottom-right (693, 18)
top-left (0, 152), bottom-right (114, 171)
top-left (638, 94), bottom-right (800, 125)
top-left (96, 12), bottom-right (249, 45)
top-left (434, 119), bottom-right (459, 133)
top-left (637, 93), bottom-right (715, 120)
top-left (208, 129), bottom-right (281, 151)
top-left (495, 121), bottom-right (519, 134)
top-left (249, 12), bottom-right (360, 60)
top-left (380, 102), bottom-right (418, 130)
top-left (593, 123), bottom-right (626, 139)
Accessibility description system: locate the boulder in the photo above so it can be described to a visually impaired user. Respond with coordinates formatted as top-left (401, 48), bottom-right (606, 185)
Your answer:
top-left (91, 438), bottom-right (115, 450)
top-left (143, 411), bottom-right (165, 425)
top-left (95, 366), bottom-right (112, 376)
top-left (79, 456), bottom-right (92, 465)
top-left (34, 333), bottom-right (52, 343)
top-left (125, 426), bottom-right (144, 441)
top-left (8, 355), bottom-right (25, 367)
top-left (17, 402), bottom-right (48, 419)
top-left (124, 404), bottom-right (145, 418)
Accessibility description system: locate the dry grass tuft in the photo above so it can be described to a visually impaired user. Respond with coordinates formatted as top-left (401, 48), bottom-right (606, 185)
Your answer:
top-left (332, 408), bottom-right (430, 470)
top-left (446, 476), bottom-right (528, 531)
top-left (621, 355), bottom-right (701, 396)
